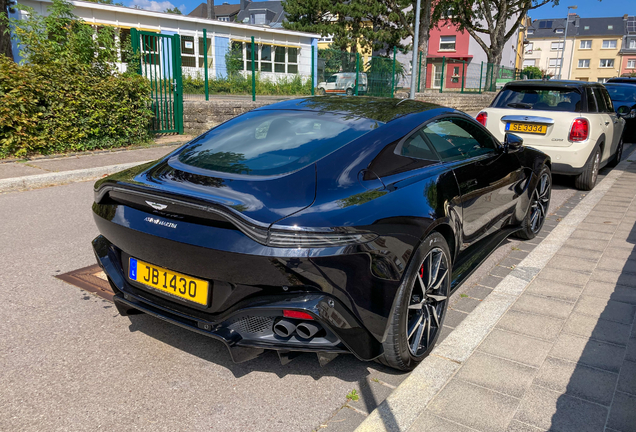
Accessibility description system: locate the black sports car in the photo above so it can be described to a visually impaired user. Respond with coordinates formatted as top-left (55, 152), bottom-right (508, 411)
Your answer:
top-left (92, 97), bottom-right (551, 371)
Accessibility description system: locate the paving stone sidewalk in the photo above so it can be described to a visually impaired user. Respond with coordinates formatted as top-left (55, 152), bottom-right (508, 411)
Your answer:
top-left (405, 161), bottom-right (636, 432)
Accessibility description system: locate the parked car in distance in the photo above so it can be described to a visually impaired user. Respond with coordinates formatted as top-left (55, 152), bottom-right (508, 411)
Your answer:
top-left (607, 77), bottom-right (636, 85)
top-left (477, 80), bottom-right (628, 190)
top-left (92, 97), bottom-right (551, 371)
top-left (604, 82), bottom-right (636, 142)
top-left (317, 72), bottom-right (367, 96)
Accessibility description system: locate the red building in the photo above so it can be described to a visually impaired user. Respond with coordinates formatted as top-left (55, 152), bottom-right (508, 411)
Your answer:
top-left (424, 20), bottom-right (472, 89)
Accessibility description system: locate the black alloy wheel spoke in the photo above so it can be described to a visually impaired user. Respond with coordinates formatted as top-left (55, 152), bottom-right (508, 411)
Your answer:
top-left (407, 247), bottom-right (449, 357)
top-left (530, 173), bottom-right (551, 233)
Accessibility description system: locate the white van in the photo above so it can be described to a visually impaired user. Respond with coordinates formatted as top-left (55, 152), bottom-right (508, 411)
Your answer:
top-left (317, 73), bottom-right (368, 96)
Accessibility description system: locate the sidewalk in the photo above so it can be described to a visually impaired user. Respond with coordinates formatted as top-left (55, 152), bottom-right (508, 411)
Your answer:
top-left (357, 158), bottom-right (636, 432)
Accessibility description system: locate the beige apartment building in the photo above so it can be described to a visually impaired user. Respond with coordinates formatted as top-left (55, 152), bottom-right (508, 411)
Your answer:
top-left (525, 15), bottom-right (626, 82)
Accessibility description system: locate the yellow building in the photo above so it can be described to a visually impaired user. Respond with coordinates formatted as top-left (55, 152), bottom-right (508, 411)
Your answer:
top-left (317, 33), bottom-right (372, 67)
top-left (515, 16), bottom-right (532, 70)
top-left (571, 17), bottom-right (624, 83)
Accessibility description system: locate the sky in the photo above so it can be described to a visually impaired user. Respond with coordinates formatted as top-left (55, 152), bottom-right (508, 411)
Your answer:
top-left (123, 0), bottom-right (631, 23)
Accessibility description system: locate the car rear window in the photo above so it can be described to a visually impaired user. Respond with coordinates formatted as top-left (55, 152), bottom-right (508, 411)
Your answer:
top-left (492, 86), bottom-right (582, 112)
top-left (605, 85), bottom-right (636, 104)
top-left (177, 110), bottom-right (378, 176)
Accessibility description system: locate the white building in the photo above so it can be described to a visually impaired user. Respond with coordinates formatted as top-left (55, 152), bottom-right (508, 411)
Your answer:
top-left (13, 0), bottom-right (319, 83)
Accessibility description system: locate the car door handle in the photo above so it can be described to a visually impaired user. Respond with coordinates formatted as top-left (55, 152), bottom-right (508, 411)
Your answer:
top-left (465, 179), bottom-right (478, 187)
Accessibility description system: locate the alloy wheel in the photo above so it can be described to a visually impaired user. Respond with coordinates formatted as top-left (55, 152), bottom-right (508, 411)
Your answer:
top-left (406, 248), bottom-right (449, 357)
top-left (530, 172), bottom-right (551, 233)
top-left (592, 150), bottom-right (600, 184)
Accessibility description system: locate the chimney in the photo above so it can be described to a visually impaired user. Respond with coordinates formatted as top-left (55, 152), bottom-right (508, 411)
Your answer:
top-left (240, 0), bottom-right (251, 11)
top-left (207, 0), bottom-right (215, 19)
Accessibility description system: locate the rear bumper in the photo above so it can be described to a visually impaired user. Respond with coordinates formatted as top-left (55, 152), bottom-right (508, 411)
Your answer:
top-left (529, 140), bottom-right (596, 175)
top-left (93, 234), bottom-right (385, 362)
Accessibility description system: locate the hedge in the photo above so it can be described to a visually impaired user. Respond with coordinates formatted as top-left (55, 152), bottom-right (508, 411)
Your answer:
top-left (0, 55), bottom-right (154, 158)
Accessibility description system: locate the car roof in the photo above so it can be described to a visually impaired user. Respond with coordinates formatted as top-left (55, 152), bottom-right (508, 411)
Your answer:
top-left (254, 96), bottom-right (445, 123)
top-left (607, 77), bottom-right (636, 84)
top-left (504, 79), bottom-right (599, 89)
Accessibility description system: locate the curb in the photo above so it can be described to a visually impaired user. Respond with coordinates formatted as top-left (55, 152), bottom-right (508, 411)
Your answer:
top-left (0, 161), bottom-right (152, 193)
top-left (355, 157), bottom-right (633, 432)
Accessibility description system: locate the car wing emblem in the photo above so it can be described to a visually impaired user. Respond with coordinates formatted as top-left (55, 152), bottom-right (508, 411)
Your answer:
top-left (145, 201), bottom-right (168, 210)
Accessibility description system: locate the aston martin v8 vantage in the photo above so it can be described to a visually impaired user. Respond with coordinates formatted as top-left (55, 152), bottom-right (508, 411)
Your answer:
top-left (92, 97), bottom-right (551, 370)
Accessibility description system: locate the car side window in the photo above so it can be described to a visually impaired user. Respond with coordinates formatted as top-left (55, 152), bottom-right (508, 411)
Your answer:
top-left (586, 88), bottom-right (598, 112)
top-left (599, 88), bottom-right (614, 112)
top-left (593, 87), bottom-right (609, 113)
top-left (422, 118), bottom-right (497, 162)
top-left (398, 131), bottom-right (439, 161)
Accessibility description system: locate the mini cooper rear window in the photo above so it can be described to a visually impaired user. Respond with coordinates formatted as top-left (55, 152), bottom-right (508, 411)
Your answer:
top-left (492, 87), bottom-right (582, 112)
top-left (177, 110), bottom-right (378, 176)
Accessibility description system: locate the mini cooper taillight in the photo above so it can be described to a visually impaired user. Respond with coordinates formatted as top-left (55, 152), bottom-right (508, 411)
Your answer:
top-left (476, 112), bottom-right (488, 126)
top-left (569, 118), bottom-right (589, 142)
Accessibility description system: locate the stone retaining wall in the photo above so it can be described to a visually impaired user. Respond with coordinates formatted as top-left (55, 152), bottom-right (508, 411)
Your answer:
top-left (183, 93), bottom-right (497, 135)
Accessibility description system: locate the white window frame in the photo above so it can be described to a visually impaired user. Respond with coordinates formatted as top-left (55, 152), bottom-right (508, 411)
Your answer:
top-left (548, 58), bottom-right (562, 67)
top-left (599, 59), bottom-right (615, 68)
top-left (629, 40), bottom-right (636, 49)
top-left (598, 78), bottom-right (610, 83)
top-left (602, 40), bottom-right (617, 49)
top-left (551, 41), bottom-right (564, 50)
top-left (439, 35), bottom-right (456, 51)
top-left (577, 59), bottom-right (590, 68)
top-left (580, 40), bottom-right (592, 49)
top-left (218, 16), bottom-right (229, 22)
top-left (555, 29), bottom-right (564, 34)
top-left (527, 29), bottom-right (534, 35)
top-left (627, 59), bottom-right (636, 69)
top-left (523, 59), bottom-right (536, 67)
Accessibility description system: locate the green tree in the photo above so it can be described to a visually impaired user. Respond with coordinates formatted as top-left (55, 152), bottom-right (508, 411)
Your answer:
top-left (225, 43), bottom-right (243, 76)
top-left (521, 65), bottom-right (542, 79)
top-left (444, 0), bottom-right (558, 69)
top-left (164, 6), bottom-right (182, 14)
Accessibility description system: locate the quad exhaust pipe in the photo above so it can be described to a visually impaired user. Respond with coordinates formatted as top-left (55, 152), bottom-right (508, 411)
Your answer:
top-left (296, 322), bottom-right (321, 339)
top-left (273, 318), bottom-right (323, 339)
top-left (273, 319), bottom-right (297, 337)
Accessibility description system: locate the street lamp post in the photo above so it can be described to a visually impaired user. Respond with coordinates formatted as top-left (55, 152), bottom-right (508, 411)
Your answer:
top-left (409, 0), bottom-right (422, 99)
top-left (558, 5), bottom-right (577, 79)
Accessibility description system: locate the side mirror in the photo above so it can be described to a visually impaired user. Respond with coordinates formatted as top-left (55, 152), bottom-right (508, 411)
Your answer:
top-left (504, 133), bottom-right (523, 153)
top-left (617, 105), bottom-right (631, 117)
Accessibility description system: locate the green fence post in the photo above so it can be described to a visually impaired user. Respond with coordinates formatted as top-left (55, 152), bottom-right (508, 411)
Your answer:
top-left (417, 51), bottom-right (422, 93)
top-left (130, 28), bottom-right (141, 75)
top-left (203, 28), bottom-right (209, 101)
top-left (478, 61), bottom-right (484, 94)
top-left (251, 36), bottom-right (256, 101)
top-left (172, 34), bottom-right (184, 134)
top-left (439, 57), bottom-right (446, 93)
top-left (461, 60), bottom-right (465, 93)
top-left (391, 46), bottom-right (396, 98)
top-left (355, 52), bottom-right (360, 96)
top-left (311, 45), bottom-right (315, 96)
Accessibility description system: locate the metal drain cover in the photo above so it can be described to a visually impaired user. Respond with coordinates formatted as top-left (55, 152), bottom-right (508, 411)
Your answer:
top-left (56, 264), bottom-right (114, 301)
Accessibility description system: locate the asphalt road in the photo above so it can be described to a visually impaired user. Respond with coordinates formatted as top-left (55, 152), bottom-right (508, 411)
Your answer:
top-left (0, 145), bottom-right (633, 431)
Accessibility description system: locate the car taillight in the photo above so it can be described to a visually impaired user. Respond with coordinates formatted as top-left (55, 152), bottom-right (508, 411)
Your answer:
top-left (476, 112), bottom-right (487, 126)
top-left (569, 118), bottom-right (589, 142)
top-left (283, 310), bottom-right (314, 320)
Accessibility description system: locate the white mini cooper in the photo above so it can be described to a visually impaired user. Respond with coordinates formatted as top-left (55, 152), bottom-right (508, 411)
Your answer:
top-left (477, 80), bottom-right (629, 190)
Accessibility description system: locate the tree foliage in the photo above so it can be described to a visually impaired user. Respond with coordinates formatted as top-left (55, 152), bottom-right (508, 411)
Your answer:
top-left (1, 0), bottom-right (153, 158)
top-left (443, 0), bottom-right (558, 65)
top-left (164, 6), bottom-right (182, 14)
top-left (0, 0), bottom-right (15, 60)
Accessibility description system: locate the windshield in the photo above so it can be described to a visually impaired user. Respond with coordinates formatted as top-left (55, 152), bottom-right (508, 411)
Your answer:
top-left (177, 110), bottom-right (379, 176)
top-left (605, 85), bottom-right (636, 103)
top-left (327, 75), bottom-right (337, 83)
top-left (492, 87), bottom-right (582, 112)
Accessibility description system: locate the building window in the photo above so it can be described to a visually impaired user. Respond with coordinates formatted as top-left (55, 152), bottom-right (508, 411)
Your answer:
top-left (198, 37), bottom-right (212, 68)
top-left (527, 29), bottom-right (534, 34)
top-left (274, 46), bottom-right (285, 72)
top-left (219, 16), bottom-right (229, 22)
top-left (599, 59), bottom-right (615, 68)
top-left (539, 21), bottom-right (553, 29)
top-left (252, 13), bottom-right (266, 25)
top-left (584, 26), bottom-right (589, 30)
top-left (288, 47), bottom-right (298, 73)
top-left (549, 58), bottom-right (562, 67)
top-left (260, 44), bottom-right (272, 72)
top-left (319, 34), bottom-right (334, 43)
top-left (551, 41), bottom-right (564, 50)
top-left (526, 42), bottom-right (534, 51)
top-left (602, 40), bottom-right (617, 49)
top-left (181, 36), bottom-right (196, 68)
top-left (439, 36), bottom-right (456, 51)
top-left (523, 59), bottom-right (536, 67)
top-left (580, 40), bottom-right (592, 49)
top-left (577, 77), bottom-right (589, 81)
top-left (555, 29), bottom-right (564, 34)
top-left (629, 40), bottom-right (636, 49)
top-left (608, 25), bottom-right (613, 30)
top-left (578, 59), bottom-right (590, 68)
top-left (231, 42), bottom-right (300, 74)
top-left (627, 59), bottom-right (636, 69)
top-left (598, 77), bottom-right (610, 83)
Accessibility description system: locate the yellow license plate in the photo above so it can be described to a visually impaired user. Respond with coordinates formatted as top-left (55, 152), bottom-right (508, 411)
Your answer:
top-left (128, 258), bottom-right (209, 306)
top-left (507, 122), bottom-right (548, 134)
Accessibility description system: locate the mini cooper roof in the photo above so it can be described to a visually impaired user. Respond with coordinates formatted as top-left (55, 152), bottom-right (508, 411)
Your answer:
top-left (503, 80), bottom-right (603, 90)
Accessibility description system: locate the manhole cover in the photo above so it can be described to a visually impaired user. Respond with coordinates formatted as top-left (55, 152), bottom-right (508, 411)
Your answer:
top-left (56, 264), bottom-right (114, 302)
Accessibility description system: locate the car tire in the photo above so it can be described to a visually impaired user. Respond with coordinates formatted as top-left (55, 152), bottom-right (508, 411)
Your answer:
top-left (318, 88), bottom-right (326, 95)
top-left (574, 145), bottom-right (601, 191)
top-left (514, 165), bottom-right (551, 240)
top-left (607, 136), bottom-right (624, 168)
top-left (346, 88), bottom-right (353, 96)
top-left (377, 232), bottom-right (451, 371)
